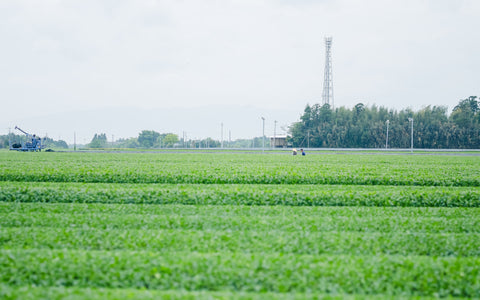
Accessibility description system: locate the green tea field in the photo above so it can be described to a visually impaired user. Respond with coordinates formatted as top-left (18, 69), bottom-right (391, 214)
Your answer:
top-left (1, 151), bottom-right (479, 299)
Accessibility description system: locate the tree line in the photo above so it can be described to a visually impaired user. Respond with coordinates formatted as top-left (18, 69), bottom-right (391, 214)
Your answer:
top-left (3, 96), bottom-right (477, 150)
top-left (89, 131), bottom-right (271, 149)
top-left (0, 131), bottom-right (270, 150)
top-left (88, 131), bottom-right (182, 149)
top-left (0, 134), bottom-right (68, 149)
top-left (289, 96), bottom-right (480, 149)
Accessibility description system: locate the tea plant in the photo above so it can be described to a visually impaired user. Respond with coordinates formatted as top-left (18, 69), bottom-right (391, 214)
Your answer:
top-left (1, 151), bottom-right (479, 298)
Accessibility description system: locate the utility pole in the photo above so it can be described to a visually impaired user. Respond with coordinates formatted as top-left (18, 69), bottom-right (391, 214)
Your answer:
top-left (74, 132), bottom-right (76, 151)
top-left (307, 130), bottom-right (310, 148)
top-left (408, 118), bottom-right (413, 153)
top-left (385, 120), bottom-right (389, 149)
top-left (8, 127), bottom-right (12, 150)
top-left (261, 117), bottom-right (265, 153)
top-left (273, 120), bottom-right (277, 149)
top-left (221, 123), bottom-right (224, 149)
top-left (229, 130), bottom-right (231, 148)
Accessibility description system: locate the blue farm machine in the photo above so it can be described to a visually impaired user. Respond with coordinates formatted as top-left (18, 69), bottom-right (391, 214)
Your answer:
top-left (9, 126), bottom-right (45, 152)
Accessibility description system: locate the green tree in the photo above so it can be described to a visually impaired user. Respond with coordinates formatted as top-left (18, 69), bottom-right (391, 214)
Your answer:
top-left (117, 138), bottom-right (139, 148)
top-left (451, 96), bottom-right (478, 127)
top-left (43, 137), bottom-right (68, 149)
top-left (138, 130), bottom-right (160, 148)
top-left (290, 97), bottom-right (480, 149)
top-left (163, 133), bottom-right (179, 148)
top-left (89, 133), bottom-right (107, 148)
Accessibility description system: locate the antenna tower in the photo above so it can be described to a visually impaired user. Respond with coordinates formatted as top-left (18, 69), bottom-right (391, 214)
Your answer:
top-left (322, 36), bottom-right (334, 108)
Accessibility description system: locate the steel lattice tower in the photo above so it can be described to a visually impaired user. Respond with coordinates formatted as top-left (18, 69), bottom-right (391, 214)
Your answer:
top-left (322, 37), bottom-right (334, 108)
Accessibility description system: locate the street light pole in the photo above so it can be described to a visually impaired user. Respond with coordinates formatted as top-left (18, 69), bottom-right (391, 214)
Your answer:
top-left (261, 117), bottom-right (265, 153)
top-left (408, 118), bottom-right (413, 153)
top-left (385, 120), bottom-right (389, 149)
top-left (273, 120), bottom-right (277, 149)
top-left (307, 130), bottom-right (310, 149)
top-left (221, 123), bottom-right (224, 149)
top-left (8, 127), bottom-right (12, 150)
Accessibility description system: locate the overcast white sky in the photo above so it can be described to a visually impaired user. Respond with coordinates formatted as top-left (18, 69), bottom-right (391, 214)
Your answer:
top-left (1, 0), bottom-right (479, 143)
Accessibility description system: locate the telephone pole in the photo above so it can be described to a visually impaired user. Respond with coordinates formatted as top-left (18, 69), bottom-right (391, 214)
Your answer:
top-left (8, 127), bottom-right (12, 149)
top-left (273, 120), bottom-right (277, 148)
top-left (221, 123), bottom-right (224, 149)
top-left (385, 120), bottom-right (389, 149)
top-left (408, 118), bottom-right (414, 153)
top-left (261, 117), bottom-right (265, 153)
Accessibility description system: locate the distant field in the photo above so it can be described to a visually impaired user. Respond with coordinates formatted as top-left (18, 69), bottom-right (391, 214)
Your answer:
top-left (2, 152), bottom-right (480, 185)
top-left (1, 151), bottom-right (479, 299)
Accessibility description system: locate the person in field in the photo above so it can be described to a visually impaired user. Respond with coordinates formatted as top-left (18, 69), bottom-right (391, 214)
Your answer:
top-left (292, 149), bottom-right (297, 155)
top-left (301, 149), bottom-right (306, 156)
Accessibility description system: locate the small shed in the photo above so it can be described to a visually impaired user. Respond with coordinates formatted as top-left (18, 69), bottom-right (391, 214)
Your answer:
top-left (270, 135), bottom-right (289, 148)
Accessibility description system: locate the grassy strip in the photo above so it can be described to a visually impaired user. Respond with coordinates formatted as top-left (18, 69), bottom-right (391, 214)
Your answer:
top-left (1, 152), bottom-right (479, 186)
top-left (1, 227), bottom-right (479, 257)
top-left (0, 285), bottom-right (455, 300)
top-left (1, 182), bottom-right (479, 207)
top-left (1, 249), bottom-right (479, 297)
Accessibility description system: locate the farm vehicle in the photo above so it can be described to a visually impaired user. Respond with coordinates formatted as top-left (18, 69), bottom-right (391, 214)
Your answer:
top-left (9, 126), bottom-right (44, 152)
